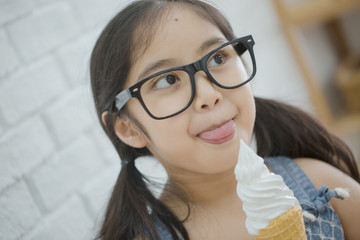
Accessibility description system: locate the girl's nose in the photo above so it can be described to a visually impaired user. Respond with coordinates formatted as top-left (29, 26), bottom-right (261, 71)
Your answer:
top-left (193, 72), bottom-right (223, 112)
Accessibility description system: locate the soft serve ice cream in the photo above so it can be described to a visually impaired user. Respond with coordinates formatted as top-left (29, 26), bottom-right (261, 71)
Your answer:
top-left (234, 140), bottom-right (301, 236)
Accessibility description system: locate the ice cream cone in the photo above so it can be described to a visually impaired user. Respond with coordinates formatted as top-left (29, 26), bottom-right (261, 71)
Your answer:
top-left (255, 205), bottom-right (306, 240)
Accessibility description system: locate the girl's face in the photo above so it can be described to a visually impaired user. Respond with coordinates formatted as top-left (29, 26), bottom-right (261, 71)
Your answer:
top-left (122, 6), bottom-right (256, 178)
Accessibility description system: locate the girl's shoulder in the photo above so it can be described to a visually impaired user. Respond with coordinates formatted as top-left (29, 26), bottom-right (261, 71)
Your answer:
top-left (293, 157), bottom-right (351, 188)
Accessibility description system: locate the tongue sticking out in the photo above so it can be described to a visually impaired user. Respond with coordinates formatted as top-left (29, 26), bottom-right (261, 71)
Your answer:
top-left (198, 120), bottom-right (236, 144)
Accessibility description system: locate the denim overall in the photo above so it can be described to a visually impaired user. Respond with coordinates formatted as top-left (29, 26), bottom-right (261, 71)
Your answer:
top-left (153, 156), bottom-right (345, 240)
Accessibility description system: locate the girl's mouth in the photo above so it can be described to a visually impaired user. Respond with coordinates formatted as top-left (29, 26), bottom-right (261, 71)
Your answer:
top-left (197, 119), bottom-right (236, 144)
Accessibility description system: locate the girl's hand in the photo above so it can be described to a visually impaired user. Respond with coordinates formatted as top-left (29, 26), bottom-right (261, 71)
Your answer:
top-left (295, 158), bottom-right (360, 240)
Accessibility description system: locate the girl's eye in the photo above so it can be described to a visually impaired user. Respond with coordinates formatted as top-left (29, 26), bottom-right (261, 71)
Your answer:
top-left (153, 74), bottom-right (179, 89)
top-left (208, 52), bottom-right (226, 68)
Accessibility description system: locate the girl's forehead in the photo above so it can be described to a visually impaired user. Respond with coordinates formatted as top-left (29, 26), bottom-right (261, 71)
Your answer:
top-left (132, 6), bottom-right (223, 59)
top-left (127, 7), bottom-right (225, 85)
top-left (151, 7), bottom-right (223, 47)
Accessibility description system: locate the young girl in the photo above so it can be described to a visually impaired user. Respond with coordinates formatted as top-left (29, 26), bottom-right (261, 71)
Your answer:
top-left (90, 0), bottom-right (360, 239)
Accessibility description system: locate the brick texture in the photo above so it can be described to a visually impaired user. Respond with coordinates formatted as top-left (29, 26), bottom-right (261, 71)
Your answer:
top-left (0, 116), bottom-right (56, 192)
top-left (0, 56), bottom-right (67, 123)
top-left (71, 0), bottom-right (126, 29)
top-left (23, 196), bottom-right (94, 240)
top-left (6, 1), bottom-right (82, 61)
top-left (55, 30), bottom-right (97, 85)
top-left (29, 136), bottom-right (105, 210)
top-left (43, 87), bottom-right (97, 146)
top-left (0, 29), bottom-right (20, 78)
top-left (0, 0), bottom-right (34, 26)
top-left (0, 181), bottom-right (41, 240)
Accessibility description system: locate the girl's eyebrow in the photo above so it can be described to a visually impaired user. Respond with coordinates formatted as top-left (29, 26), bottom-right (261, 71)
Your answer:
top-left (197, 37), bottom-right (227, 55)
top-left (138, 59), bottom-right (175, 81)
top-left (137, 37), bottom-right (227, 82)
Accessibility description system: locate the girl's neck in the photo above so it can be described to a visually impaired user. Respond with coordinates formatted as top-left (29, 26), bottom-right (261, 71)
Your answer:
top-left (160, 169), bottom-right (252, 240)
top-left (161, 167), bottom-right (239, 213)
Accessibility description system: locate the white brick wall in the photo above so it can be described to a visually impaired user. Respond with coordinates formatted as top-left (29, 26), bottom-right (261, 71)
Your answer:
top-left (0, 181), bottom-right (41, 240)
top-left (23, 195), bottom-right (94, 240)
top-left (43, 87), bottom-right (96, 146)
top-left (0, 56), bottom-right (68, 123)
top-left (6, 1), bottom-right (82, 62)
top-left (0, 0), bottom-right (34, 26)
top-left (0, 29), bottom-right (20, 77)
top-left (55, 31), bottom-right (97, 85)
top-left (0, 0), bottom-right (121, 239)
top-left (0, 116), bottom-right (56, 192)
top-left (29, 135), bottom-right (105, 210)
top-left (0, 0), bottom-right (358, 240)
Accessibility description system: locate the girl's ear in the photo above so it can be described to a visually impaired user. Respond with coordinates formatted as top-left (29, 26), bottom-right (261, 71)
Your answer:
top-left (101, 111), bottom-right (147, 148)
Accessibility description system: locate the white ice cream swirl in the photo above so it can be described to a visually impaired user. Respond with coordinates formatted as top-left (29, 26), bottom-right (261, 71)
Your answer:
top-left (234, 140), bottom-right (299, 235)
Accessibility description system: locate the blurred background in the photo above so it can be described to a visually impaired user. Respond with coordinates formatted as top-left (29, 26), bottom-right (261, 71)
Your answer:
top-left (0, 0), bottom-right (359, 239)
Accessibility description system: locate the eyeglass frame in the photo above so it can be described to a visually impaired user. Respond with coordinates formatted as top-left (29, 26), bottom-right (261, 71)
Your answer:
top-left (110, 35), bottom-right (256, 120)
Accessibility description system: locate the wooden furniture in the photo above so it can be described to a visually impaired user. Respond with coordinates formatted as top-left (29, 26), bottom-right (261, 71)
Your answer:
top-left (272, 0), bottom-right (360, 136)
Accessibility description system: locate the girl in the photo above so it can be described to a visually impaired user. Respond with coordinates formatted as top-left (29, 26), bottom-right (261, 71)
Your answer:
top-left (90, 0), bottom-right (360, 239)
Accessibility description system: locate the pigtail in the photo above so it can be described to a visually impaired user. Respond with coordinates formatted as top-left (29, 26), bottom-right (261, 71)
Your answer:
top-left (97, 162), bottom-right (144, 240)
top-left (253, 97), bottom-right (360, 183)
top-left (97, 157), bottom-right (189, 240)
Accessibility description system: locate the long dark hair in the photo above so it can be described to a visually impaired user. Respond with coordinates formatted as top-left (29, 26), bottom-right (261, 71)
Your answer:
top-left (90, 0), bottom-right (359, 239)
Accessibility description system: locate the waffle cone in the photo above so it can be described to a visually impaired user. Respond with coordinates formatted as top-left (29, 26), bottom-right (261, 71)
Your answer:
top-left (255, 205), bottom-right (306, 240)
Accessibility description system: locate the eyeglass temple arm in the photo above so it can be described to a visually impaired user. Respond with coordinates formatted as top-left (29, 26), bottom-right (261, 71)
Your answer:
top-left (115, 89), bottom-right (132, 111)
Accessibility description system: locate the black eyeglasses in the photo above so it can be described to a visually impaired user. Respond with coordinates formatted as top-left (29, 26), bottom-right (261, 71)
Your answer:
top-left (110, 35), bottom-right (256, 120)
